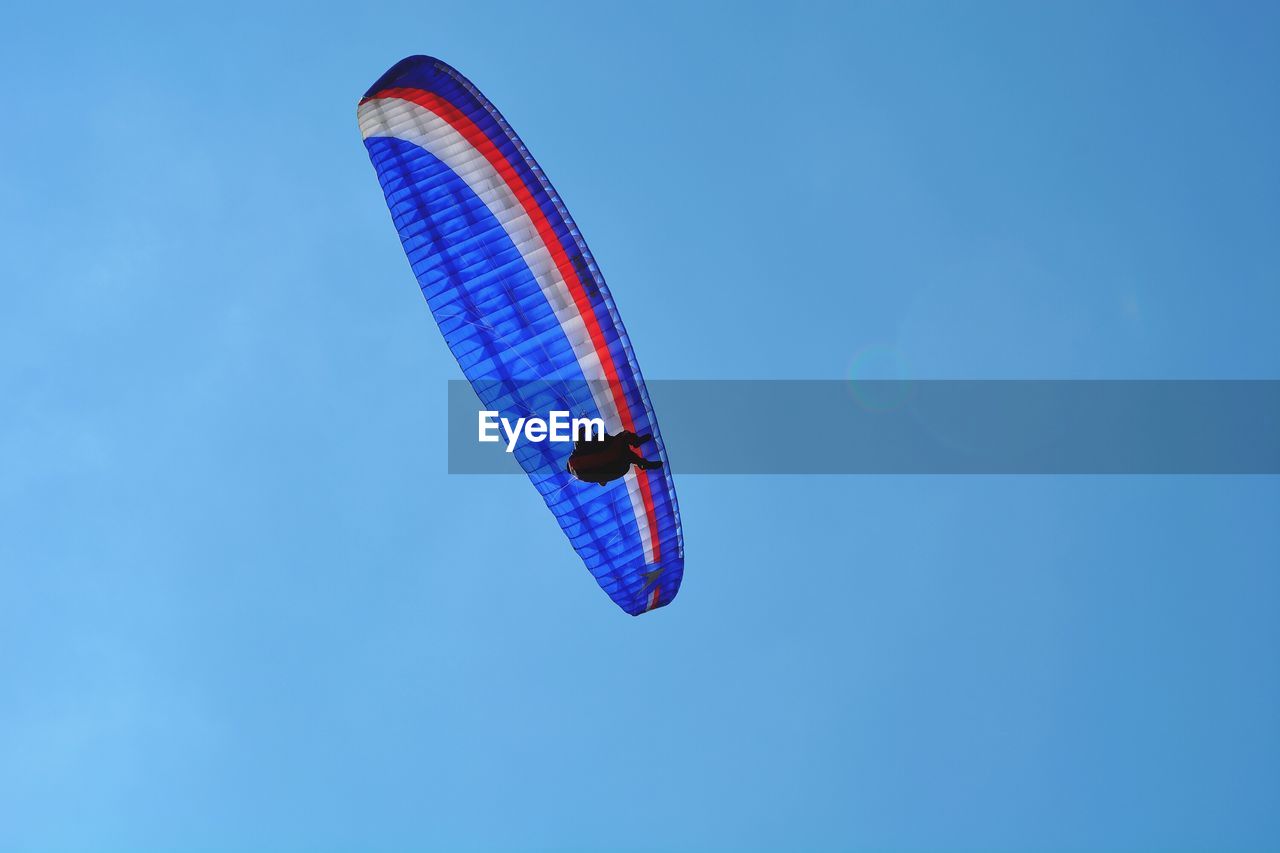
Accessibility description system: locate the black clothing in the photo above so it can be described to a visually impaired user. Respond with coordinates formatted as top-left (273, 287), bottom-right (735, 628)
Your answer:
top-left (567, 430), bottom-right (663, 486)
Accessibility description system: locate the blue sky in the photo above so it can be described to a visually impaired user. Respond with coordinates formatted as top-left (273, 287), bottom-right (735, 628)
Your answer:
top-left (2, 1), bottom-right (1278, 850)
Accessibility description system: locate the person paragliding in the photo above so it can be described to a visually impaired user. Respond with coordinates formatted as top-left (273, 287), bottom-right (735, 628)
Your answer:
top-left (567, 428), bottom-right (664, 486)
top-left (359, 55), bottom-right (684, 614)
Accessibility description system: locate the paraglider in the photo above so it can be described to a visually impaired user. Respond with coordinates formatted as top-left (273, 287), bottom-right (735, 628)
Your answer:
top-left (358, 56), bottom-right (683, 615)
top-left (568, 429), bottom-right (664, 487)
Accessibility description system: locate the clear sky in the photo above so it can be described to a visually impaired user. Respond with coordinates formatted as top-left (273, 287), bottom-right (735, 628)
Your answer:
top-left (2, 1), bottom-right (1278, 850)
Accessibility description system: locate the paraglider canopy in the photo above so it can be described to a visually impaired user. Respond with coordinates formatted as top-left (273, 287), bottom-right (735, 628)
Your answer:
top-left (359, 56), bottom-right (684, 615)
